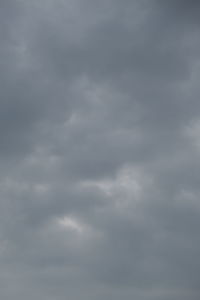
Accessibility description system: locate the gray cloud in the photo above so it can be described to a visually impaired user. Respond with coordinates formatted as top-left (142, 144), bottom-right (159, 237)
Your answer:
top-left (1, 1), bottom-right (200, 299)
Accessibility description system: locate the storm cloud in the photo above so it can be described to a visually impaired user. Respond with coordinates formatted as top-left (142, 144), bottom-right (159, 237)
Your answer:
top-left (0, 1), bottom-right (200, 299)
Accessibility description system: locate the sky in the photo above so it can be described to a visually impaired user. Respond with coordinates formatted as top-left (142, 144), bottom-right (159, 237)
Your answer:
top-left (0, 0), bottom-right (200, 299)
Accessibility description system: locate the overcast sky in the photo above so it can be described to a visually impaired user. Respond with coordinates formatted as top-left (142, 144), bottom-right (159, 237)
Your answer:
top-left (1, 0), bottom-right (200, 299)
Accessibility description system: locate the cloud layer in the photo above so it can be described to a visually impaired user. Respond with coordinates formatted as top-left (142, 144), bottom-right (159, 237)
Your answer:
top-left (1, 1), bottom-right (200, 299)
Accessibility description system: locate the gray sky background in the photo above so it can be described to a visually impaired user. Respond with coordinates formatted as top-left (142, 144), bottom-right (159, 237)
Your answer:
top-left (1, 1), bottom-right (200, 299)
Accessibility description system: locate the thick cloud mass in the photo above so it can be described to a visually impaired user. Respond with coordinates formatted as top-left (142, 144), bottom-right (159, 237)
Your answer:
top-left (1, 1), bottom-right (200, 299)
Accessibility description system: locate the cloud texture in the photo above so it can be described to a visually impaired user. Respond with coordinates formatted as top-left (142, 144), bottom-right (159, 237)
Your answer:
top-left (1, 1), bottom-right (200, 299)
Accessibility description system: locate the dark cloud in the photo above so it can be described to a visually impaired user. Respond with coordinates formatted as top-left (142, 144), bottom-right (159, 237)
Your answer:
top-left (1, 0), bottom-right (200, 299)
